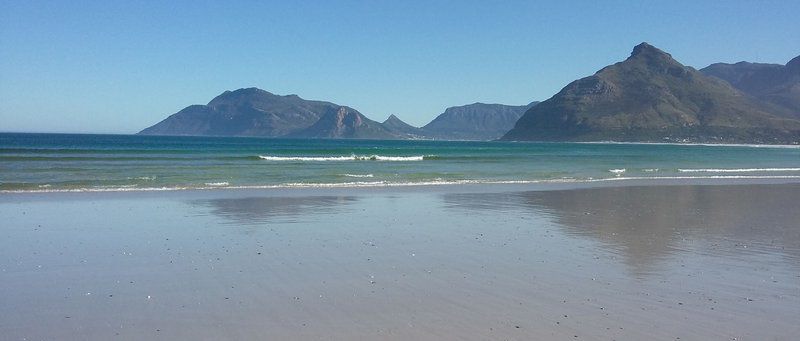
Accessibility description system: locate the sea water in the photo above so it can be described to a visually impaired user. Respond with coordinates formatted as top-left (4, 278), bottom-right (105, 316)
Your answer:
top-left (1, 133), bottom-right (799, 192)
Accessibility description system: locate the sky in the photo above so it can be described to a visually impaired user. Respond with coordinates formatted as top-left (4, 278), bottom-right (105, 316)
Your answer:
top-left (1, 1), bottom-right (799, 133)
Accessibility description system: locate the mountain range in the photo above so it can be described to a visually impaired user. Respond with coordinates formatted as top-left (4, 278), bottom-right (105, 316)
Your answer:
top-left (140, 43), bottom-right (800, 144)
top-left (701, 56), bottom-right (800, 119)
top-left (502, 43), bottom-right (800, 143)
top-left (139, 88), bottom-right (533, 140)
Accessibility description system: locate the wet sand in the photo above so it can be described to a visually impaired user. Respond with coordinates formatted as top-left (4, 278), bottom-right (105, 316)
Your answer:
top-left (1, 182), bottom-right (799, 340)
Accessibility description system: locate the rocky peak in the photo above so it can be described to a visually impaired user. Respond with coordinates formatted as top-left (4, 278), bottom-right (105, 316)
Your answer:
top-left (631, 42), bottom-right (663, 56)
top-left (382, 114), bottom-right (422, 136)
top-left (787, 55), bottom-right (800, 72)
top-left (627, 42), bottom-right (677, 64)
top-left (622, 42), bottom-right (689, 78)
top-left (384, 114), bottom-right (401, 123)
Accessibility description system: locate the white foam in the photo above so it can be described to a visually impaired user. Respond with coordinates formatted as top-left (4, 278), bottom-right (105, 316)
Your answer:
top-left (204, 182), bottom-right (230, 186)
top-left (609, 169), bottom-right (626, 176)
top-left (340, 174), bottom-right (375, 178)
top-left (370, 155), bottom-right (425, 161)
top-left (678, 168), bottom-right (800, 173)
top-left (258, 155), bottom-right (426, 162)
top-left (643, 168), bottom-right (659, 172)
top-left (133, 176), bottom-right (156, 180)
top-left (258, 156), bottom-right (352, 161)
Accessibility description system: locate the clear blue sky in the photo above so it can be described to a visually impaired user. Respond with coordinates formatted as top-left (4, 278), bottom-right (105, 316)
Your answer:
top-left (1, 1), bottom-right (799, 133)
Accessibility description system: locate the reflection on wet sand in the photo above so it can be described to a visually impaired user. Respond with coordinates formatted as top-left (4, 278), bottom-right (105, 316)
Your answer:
top-left (4, 184), bottom-right (799, 340)
top-left (444, 184), bottom-right (800, 275)
top-left (193, 195), bottom-right (357, 225)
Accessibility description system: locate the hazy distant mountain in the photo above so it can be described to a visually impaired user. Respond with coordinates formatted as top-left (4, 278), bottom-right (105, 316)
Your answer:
top-left (382, 114), bottom-right (426, 139)
top-left (138, 88), bottom-right (342, 137)
top-left (422, 102), bottom-right (538, 140)
top-left (286, 107), bottom-right (399, 139)
top-left (139, 88), bottom-right (418, 139)
top-left (502, 43), bottom-right (800, 144)
top-left (701, 55), bottom-right (800, 119)
top-left (139, 87), bottom-right (536, 140)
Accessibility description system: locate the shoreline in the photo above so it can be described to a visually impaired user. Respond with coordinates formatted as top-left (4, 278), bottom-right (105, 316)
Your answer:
top-left (3, 176), bottom-right (800, 202)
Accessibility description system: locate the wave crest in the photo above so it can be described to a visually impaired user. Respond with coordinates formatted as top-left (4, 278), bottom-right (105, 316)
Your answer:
top-left (339, 174), bottom-right (374, 178)
top-left (258, 155), bottom-right (427, 162)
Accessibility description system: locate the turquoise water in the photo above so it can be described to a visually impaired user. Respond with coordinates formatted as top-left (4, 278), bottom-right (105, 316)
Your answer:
top-left (1, 133), bottom-right (799, 192)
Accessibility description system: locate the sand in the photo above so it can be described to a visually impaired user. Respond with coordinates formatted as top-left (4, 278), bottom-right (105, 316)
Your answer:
top-left (1, 181), bottom-right (799, 340)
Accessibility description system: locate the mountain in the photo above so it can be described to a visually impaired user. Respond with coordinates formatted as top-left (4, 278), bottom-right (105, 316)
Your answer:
top-left (286, 106), bottom-right (399, 139)
top-left (502, 43), bottom-right (800, 144)
top-left (701, 56), bottom-right (800, 118)
top-left (138, 88), bottom-right (342, 136)
top-left (139, 88), bottom-right (415, 139)
top-left (382, 114), bottom-right (426, 139)
top-left (140, 87), bottom-right (535, 140)
top-left (422, 102), bottom-right (538, 140)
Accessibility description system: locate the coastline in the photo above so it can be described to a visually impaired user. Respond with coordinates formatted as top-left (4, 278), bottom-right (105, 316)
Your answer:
top-left (572, 140), bottom-right (800, 148)
top-left (0, 174), bottom-right (800, 195)
top-left (3, 175), bottom-right (800, 200)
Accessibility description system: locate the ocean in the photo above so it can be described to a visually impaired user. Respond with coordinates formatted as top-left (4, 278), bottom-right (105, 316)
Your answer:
top-left (1, 133), bottom-right (799, 192)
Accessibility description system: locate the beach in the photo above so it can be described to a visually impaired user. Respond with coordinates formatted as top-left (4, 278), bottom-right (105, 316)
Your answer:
top-left (3, 1), bottom-right (800, 340)
top-left (2, 180), bottom-right (799, 340)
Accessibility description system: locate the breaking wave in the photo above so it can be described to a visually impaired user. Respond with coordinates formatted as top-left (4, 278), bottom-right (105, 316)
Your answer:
top-left (258, 155), bottom-right (427, 161)
top-left (609, 169), bottom-right (626, 176)
top-left (339, 174), bottom-right (375, 178)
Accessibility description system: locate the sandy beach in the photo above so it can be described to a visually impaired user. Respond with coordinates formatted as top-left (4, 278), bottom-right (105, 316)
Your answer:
top-left (2, 181), bottom-right (799, 340)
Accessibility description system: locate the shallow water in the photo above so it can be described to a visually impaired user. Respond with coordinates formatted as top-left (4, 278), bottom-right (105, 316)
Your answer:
top-left (2, 133), bottom-right (800, 192)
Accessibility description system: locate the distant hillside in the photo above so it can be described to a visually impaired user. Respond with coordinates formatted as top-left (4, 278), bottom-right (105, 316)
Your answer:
top-left (139, 88), bottom-right (339, 137)
top-left (286, 107), bottom-right (398, 139)
top-left (502, 43), bottom-right (800, 144)
top-left (139, 88), bottom-right (538, 140)
top-left (422, 102), bottom-right (538, 140)
top-left (382, 114), bottom-right (426, 139)
top-left (701, 55), bottom-right (800, 119)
